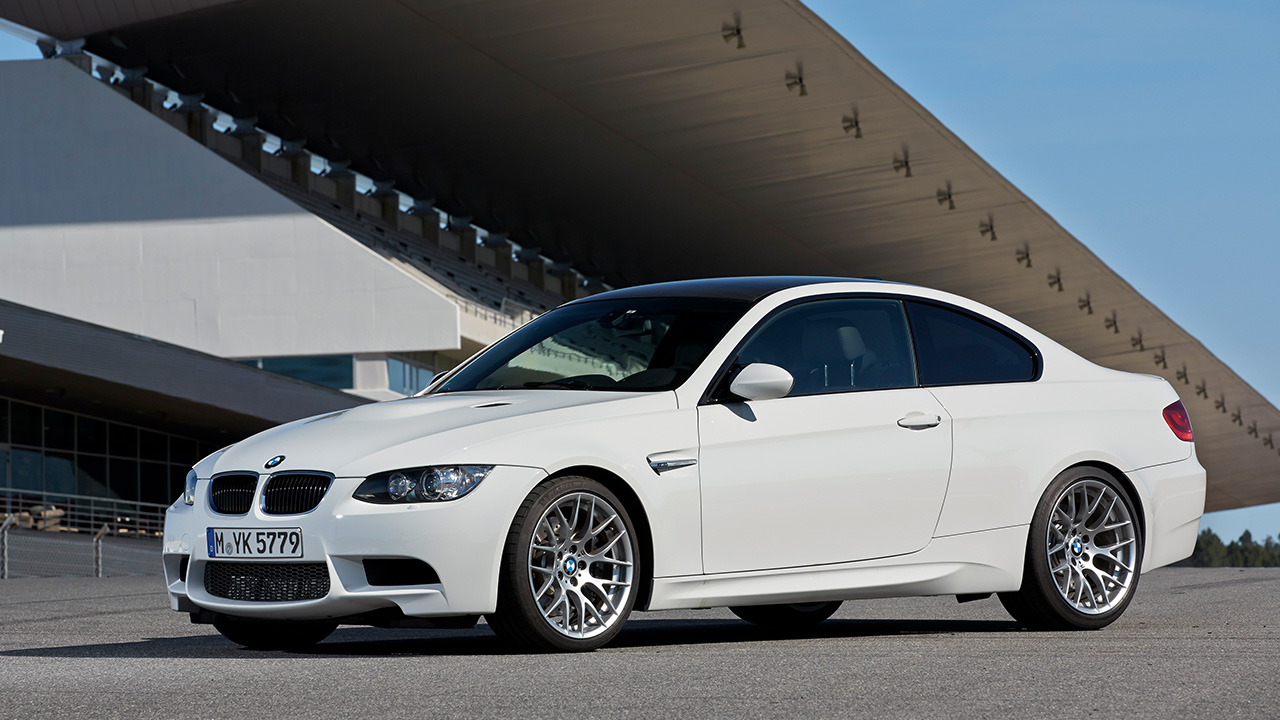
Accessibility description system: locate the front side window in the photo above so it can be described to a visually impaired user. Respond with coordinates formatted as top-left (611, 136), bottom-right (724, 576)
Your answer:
top-left (906, 302), bottom-right (1037, 386)
top-left (735, 297), bottom-right (917, 397)
top-left (436, 297), bottom-right (750, 393)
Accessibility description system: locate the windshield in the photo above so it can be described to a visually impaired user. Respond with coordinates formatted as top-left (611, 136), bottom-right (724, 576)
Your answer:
top-left (435, 297), bottom-right (751, 393)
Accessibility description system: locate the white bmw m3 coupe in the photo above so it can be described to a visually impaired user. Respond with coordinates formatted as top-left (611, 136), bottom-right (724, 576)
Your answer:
top-left (162, 277), bottom-right (1205, 652)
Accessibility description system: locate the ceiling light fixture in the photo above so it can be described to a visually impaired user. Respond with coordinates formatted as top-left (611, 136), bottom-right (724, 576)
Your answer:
top-left (892, 145), bottom-right (911, 177)
top-left (1016, 244), bottom-right (1031, 267)
top-left (722, 13), bottom-right (745, 49)
top-left (936, 180), bottom-right (955, 210)
top-left (785, 63), bottom-right (807, 96)
top-left (979, 213), bottom-right (996, 241)
top-left (842, 106), bottom-right (862, 137)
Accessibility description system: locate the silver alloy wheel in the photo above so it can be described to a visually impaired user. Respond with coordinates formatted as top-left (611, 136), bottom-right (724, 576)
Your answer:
top-left (527, 491), bottom-right (635, 639)
top-left (1047, 479), bottom-right (1137, 614)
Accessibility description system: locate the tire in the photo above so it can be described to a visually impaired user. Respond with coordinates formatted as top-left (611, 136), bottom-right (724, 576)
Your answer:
top-left (999, 466), bottom-right (1143, 630)
top-left (730, 601), bottom-right (842, 628)
top-left (487, 475), bottom-right (641, 652)
top-left (213, 616), bottom-right (338, 650)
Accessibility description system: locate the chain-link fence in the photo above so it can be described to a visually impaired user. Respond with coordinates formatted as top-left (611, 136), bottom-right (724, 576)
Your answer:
top-left (1, 491), bottom-right (165, 579)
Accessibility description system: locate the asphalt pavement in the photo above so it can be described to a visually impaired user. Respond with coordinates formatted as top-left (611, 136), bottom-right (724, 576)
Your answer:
top-left (1, 567), bottom-right (1277, 719)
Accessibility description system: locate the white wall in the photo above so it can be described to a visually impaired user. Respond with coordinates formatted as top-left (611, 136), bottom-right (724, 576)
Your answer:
top-left (0, 59), bottom-right (459, 358)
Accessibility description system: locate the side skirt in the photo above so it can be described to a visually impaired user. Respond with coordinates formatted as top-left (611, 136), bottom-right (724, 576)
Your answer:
top-left (647, 525), bottom-right (1028, 611)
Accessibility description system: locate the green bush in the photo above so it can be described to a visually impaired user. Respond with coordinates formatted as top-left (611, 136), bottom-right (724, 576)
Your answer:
top-left (1176, 528), bottom-right (1280, 567)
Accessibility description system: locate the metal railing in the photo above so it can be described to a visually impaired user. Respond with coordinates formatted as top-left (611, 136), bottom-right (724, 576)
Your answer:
top-left (0, 491), bottom-right (165, 579)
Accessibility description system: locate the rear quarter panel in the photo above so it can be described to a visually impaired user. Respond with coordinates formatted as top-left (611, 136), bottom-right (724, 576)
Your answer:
top-left (931, 374), bottom-right (1190, 538)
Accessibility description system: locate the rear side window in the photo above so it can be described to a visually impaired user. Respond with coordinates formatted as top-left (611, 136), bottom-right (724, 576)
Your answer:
top-left (906, 302), bottom-right (1037, 386)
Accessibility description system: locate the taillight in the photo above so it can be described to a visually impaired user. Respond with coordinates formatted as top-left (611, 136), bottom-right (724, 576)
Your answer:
top-left (1163, 400), bottom-right (1193, 441)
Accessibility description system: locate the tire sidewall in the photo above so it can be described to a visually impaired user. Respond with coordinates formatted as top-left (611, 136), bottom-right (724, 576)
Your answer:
top-left (1027, 466), bottom-right (1143, 630)
top-left (503, 475), bottom-right (642, 651)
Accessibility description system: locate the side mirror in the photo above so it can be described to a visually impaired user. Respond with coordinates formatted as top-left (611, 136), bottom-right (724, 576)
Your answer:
top-left (729, 363), bottom-right (794, 401)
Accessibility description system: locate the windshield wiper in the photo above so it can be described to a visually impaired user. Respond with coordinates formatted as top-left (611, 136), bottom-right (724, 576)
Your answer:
top-left (523, 379), bottom-right (595, 390)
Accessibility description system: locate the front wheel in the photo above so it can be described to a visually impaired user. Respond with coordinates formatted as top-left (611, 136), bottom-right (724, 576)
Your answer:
top-left (213, 616), bottom-right (338, 650)
top-left (999, 466), bottom-right (1142, 630)
top-left (487, 476), bottom-right (641, 652)
top-left (730, 601), bottom-right (842, 628)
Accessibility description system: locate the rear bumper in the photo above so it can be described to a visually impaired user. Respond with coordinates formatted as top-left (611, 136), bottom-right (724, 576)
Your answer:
top-left (1134, 452), bottom-right (1206, 571)
top-left (161, 465), bottom-right (546, 620)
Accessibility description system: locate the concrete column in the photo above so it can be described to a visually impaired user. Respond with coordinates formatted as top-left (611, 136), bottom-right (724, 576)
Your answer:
top-left (326, 161), bottom-right (356, 209)
top-left (371, 180), bottom-right (400, 223)
top-left (450, 216), bottom-right (476, 262)
top-left (582, 276), bottom-right (606, 295)
top-left (115, 67), bottom-right (155, 111)
top-left (55, 40), bottom-right (91, 74)
top-left (407, 199), bottom-right (440, 245)
top-left (523, 257), bottom-right (547, 291)
top-left (353, 353), bottom-right (390, 392)
top-left (486, 234), bottom-right (513, 276)
top-left (228, 117), bottom-right (262, 172)
top-left (546, 262), bottom-right (575, 299)
top-left (279, 139), bottom-right (311, 188)
top-left (173, 93), bottom-right (209, 145)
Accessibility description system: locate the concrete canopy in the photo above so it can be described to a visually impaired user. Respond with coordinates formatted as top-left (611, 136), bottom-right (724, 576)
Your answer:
top-left (2, 0), bottom-right (1276, 511)
top-left (0, 299), bottom-right (367, 441)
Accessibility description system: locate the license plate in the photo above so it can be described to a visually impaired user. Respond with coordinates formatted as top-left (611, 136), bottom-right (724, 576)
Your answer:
top-left (207, 528), bottom-right (304, 558)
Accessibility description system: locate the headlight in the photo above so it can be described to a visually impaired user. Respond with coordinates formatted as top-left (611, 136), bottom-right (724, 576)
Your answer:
top-left (183, 469), bottom-right (198, 506)
top-left (353, 465), bottom-right (493, 504)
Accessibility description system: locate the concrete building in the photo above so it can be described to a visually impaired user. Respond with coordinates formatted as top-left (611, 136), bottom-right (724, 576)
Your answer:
top-left (0, 0), bottom-right (1275, 522)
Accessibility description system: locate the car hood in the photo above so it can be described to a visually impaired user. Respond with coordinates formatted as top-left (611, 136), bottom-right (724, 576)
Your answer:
top-left (206, 390), bottom-right (676, 478)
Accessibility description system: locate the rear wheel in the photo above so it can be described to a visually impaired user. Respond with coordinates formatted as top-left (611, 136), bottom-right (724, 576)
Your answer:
top-left (213, 616), bottom-right (338, 650)
top-left (999, 466), bottom-right (1142, 630)
top-left (730, 601), bottom-right (842, 628)
top-left (487, 476), bottom-right (640, 652)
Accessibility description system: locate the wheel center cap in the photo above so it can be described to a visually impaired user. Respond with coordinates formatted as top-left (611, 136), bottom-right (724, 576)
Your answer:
top-left (563, 557), bottom-right (577, 574)
top-left (1071, 538), bottom-right (1084, 556)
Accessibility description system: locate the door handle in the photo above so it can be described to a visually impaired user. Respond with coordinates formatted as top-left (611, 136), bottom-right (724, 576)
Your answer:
top-left (897, 412), bottom-right (942, 430)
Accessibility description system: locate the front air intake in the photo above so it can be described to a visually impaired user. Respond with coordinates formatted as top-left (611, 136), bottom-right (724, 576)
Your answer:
top-left (209, 474), bottom-right (259, 515)
top-left (262, 473), bottom-right (333, 515)
top-left (204, 562), bottom-right (329, 602)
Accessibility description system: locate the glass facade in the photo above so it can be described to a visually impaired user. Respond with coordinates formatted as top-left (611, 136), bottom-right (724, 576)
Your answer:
top-left (237, 355), bottom-right (355, 390)
top-left (0, 395), bottom-right (215, 507)
top-left (388, 354), bottom-right (436, 396)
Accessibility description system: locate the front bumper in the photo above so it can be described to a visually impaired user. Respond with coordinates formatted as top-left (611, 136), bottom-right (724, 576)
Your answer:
top-left (162, 465), bottom-right (546, 620)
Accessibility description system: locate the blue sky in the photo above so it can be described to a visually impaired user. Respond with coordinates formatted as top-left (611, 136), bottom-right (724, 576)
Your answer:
top-left (2, 3), bottom-right (1277, 540)
top-left (807, 0), bottom-right (1280, 543)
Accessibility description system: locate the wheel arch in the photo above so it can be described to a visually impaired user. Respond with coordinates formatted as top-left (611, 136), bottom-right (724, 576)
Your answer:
top-left (547, 464), bottom-right (656, 612)
top-left (1060, 460), bottom-right (1147, 547)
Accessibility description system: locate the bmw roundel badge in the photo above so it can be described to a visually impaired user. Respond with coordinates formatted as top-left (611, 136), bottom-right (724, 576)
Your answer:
top-left (265, 455), bottom-right (286, 469)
